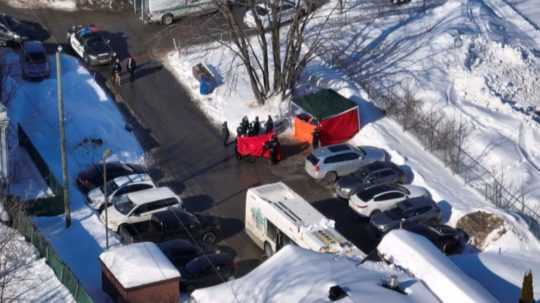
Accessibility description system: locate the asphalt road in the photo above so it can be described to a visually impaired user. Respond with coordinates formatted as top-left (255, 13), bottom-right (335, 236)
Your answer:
top-left (2, 0), bottom-right (382, 284)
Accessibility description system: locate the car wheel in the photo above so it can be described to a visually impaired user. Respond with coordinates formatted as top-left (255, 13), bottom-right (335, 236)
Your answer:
top-left (370, 210), bottom-right (381, 217)
top-left (162, 14), bottom-right (174, 25)
top-left (201, 231), bottom-right (217, 244)
top-left (264, 242), bottom-right (274, 258)
top-left (322, 171), bottom-right (337, 184)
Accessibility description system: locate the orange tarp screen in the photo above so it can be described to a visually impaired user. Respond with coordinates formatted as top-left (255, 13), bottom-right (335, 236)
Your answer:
top-left (294, 116), bottom-right (317, 143)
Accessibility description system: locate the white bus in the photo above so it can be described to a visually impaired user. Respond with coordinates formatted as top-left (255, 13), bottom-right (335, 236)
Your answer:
top-left (245, 182), bottom-right (365, 258)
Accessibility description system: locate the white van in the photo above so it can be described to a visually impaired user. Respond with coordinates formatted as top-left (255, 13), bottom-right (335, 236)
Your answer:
top-left (143, 0), bottom-right (224, 25)
top-left (245, 182), bottom-right (365, 258)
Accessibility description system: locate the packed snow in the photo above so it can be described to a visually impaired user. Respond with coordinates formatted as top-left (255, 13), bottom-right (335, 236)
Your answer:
top-left (192, 244), bottom-right (440, 303)
top-left (99, 242), bottom-right (180, 289)
top-left (378, 230), bottom-right (499, 303)
top-left (5, 0), bottom-right (77, 11)
top-left (0, 223), bottom-right (74, 303)
top-left (452, 251), bottom-right (540, 302)
top-left (2, 50), bottom-right (145, 301)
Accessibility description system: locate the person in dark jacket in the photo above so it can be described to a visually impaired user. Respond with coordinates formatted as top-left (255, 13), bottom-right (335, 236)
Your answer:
top-left (252, 116), bottom-right (261, 136)
top-left (126, 56), bottom-right (137, 82)
top-left (240, 116), bottom-right (249, 136)
top-left (222, 121), bottom-right (230, 146)
top-left (265, 115), bottom-right (274, 134)
top-left (312, 127), bottom-right (321, 149)
top-left (264, 135), bottom-right (280, 165)
top-left (112, 58), bottom-right (122, 86)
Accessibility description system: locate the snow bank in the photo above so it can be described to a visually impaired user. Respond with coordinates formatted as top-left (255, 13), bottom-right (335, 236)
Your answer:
top-left (100, 242), bottom-right (180, 289)
top-left (2, 50), bottom-right (145, 300)
top-left (452, 251), bottom-right (540, 303)
top-left (192, 245), bottom-right (439, 303)
top-left (0, 224), bottom-right (74, 303)
top-left (378, 230), bottom-right (499, 303)
top-left (6, 0), bottom-right (77, 11)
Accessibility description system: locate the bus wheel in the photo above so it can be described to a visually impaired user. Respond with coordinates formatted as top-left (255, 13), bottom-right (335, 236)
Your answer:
top-left (264, 242), bottom-right (274, 258)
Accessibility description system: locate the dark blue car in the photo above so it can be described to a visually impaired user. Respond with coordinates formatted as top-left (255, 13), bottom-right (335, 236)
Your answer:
top-left (21, 40), bottom-right (50, 80)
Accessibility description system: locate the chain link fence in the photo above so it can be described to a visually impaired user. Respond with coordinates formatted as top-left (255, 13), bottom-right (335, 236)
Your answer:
top-left (6, 203), bottom-right (94, 303)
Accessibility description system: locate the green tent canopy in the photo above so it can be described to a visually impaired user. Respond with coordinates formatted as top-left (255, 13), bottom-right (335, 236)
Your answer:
top-left (293, 89), bottom-right (358, 119)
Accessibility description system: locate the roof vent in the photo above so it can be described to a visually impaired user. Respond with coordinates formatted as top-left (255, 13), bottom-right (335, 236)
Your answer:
top-left (328, 285), bottom-right (347, 301)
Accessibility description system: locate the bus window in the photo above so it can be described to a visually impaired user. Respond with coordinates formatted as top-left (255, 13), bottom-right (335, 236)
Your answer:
top-left (267, 220), bottom-right (277, 242)
top-left (277, 230), bottom-right (294, 250)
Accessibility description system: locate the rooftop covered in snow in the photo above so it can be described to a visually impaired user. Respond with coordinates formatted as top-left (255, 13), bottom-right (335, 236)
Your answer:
top-left (99, 242), bottom-right (180, 289)
top-left (191, 245), bottom-right (439, 303)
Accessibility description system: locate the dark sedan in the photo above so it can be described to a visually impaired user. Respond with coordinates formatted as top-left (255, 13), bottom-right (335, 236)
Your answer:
top-left (158, 239), bottom-right (207, 268)
top-left (335, 161), bottom-right (406, 199)
top-left (370, 197), bottom-right (442, 234)
top-left (0, 14), bottom-right (48, 47)
top-left (76, 162), bottom-right (146, 193)
top-left (119, 207), bottom-right (222, 245)
top-left (405, 224), bottom-right (469, 255)
top-left (21, 41), bottom-right (50, 80)
top-left (178, 252), bottom-right (235, 292)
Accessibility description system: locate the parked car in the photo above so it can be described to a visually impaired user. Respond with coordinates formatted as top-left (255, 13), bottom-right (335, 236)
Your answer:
top-left (143, 0), bottom-right (232, 25)
top-left (119, 207), bottom-right (221, 245)
top-left (244, 0), bottom-right (302, 29)
top-left (405, 224), bottom-right (469, 255)
top-left (99, 187), bottom-right (183, 232)
top-left (0, 14), bottom-right (48, 47)
top-left (370, 198), bottom-right (441, 234)
top-left (86, 173), bottom-right (155, 211)
top-left (335, 161), bottom-right (406, 199)
top-left (157, 239), bottom-right (208, 268)
top-left (76, 162), bottom-right (146, 193)
top-left (66, 25), bottom-right (115, 65)
top-left (391, 0), bottom-right (411, 5)
top-left (20, 40), bottom-right (50, 80)
top-left (305, 144), bottom-right (386, 183)
top-left (348, 184), bottom-right (431, 217)
top-left (177, 252), bottom-right (235, 292)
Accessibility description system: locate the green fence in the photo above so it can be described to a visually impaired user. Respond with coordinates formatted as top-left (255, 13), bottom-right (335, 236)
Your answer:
top-left (9, 205), bottom-right (94, 303)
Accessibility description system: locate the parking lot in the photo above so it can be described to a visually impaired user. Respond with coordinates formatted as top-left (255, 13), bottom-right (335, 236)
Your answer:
top-left (1, 0), bottom-right (394, 276)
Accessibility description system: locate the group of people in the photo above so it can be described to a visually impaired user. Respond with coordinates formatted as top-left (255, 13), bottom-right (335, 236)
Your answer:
top-left (112, 55), bottom-right (137, 86)
top-left (236, 115), bottom-right (274, 137)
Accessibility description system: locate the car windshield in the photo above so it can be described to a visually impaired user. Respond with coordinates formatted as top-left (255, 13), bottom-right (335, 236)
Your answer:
top-left (307, 154), bottom-right (319, 165)
top-left (114, 197), bottom-right (136, 215)
top-left (100, 179), bottom-right (121, 194)
top-left (27, 52), bottom-right (46, 63)
top-left (87, 37), bottom-right (106, 49)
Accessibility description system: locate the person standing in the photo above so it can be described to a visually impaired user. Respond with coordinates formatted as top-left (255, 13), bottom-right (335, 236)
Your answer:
top-left (264, 115), bottom-right (274, 134)
top-left (222, 121), bottom-right (230, 146)
top-left (112, 58), bottom-right (122, 86)
top-left (126, 56), bottom-right (137, 82)
top-left (252, 116), bottom-right (261, 136)
top-left (312, 127), bottom-right (321, 149)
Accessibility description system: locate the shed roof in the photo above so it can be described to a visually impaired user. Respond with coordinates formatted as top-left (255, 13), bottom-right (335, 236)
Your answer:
top-left (293, 89), bottom-right (358, 120)
top-left (100, 242), bottom-right (180, 289)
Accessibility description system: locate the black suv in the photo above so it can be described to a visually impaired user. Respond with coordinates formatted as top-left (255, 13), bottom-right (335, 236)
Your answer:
top-left (119, 207), bottom-right (221, 245)
top-left (335, 161), bottom-right (405, 199)
top-left (0, 14), bottom-right (48, 47)
top-left (405, 224), bottom-right (469, 255)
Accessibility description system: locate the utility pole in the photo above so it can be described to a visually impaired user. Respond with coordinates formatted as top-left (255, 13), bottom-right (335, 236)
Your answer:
top-left (102, 148), bottom-right (112, 249)
top-left (56, 46), bottom-right (71, 228)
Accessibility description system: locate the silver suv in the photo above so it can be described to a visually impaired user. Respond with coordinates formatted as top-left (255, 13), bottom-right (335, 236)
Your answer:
top-left (304, 144), bottom-right (385, 183)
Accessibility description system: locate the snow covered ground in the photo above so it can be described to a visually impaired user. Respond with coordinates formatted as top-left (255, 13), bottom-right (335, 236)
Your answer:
top-left (1, 50), bottom-right (145, 301)
top-left (0, 223), bottom-right (74, 303)
top-left (5, 0), bottom-right (77, 11)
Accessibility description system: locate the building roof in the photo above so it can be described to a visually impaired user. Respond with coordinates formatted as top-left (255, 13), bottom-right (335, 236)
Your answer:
top-left (293, 89), bottom-right (358, 120)
top-left (191, 245), bottom-right (440, 303)
top-left (99, 242), bottom-right (180, 289)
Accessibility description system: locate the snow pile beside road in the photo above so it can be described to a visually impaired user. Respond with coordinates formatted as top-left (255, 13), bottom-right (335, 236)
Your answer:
top-left (378, 230), bottom-right (499, 303)
top-left (0, 223), bottom-right (74, 303)
top-left (6, 0), bottom-right (77, 11)
top-left (2, 50), bottom-right (145, 301)
top-left (452, 251), bottom-right (540, 302)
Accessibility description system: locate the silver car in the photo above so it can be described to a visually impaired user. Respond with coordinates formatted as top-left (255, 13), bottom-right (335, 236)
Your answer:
top-left (87, 173), bottom-right (155, 211)
top-left (370, 197), bottom-right (441, 234)
top-left (304, 144), bottom-right (385, 183)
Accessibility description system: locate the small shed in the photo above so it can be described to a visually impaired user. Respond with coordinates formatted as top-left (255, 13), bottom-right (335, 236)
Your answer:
top-left (293, 89), bottom-right (360, 146)
top-left (100, 242), bottom-right (180, 303)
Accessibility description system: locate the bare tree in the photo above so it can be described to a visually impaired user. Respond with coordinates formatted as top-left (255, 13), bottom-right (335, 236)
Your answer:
top-left (216, 0), bottom-right (339, 104)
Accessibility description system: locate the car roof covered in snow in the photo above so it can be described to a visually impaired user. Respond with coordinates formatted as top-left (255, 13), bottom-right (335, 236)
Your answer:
top-left (99, 242), bottom-right (180, 289)
top-left (191, 245), bottom-right (440, 303)
top-left (378, 230), bottom-right (499, 303)
top-left (125, 186), bottom-right (180, 205)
